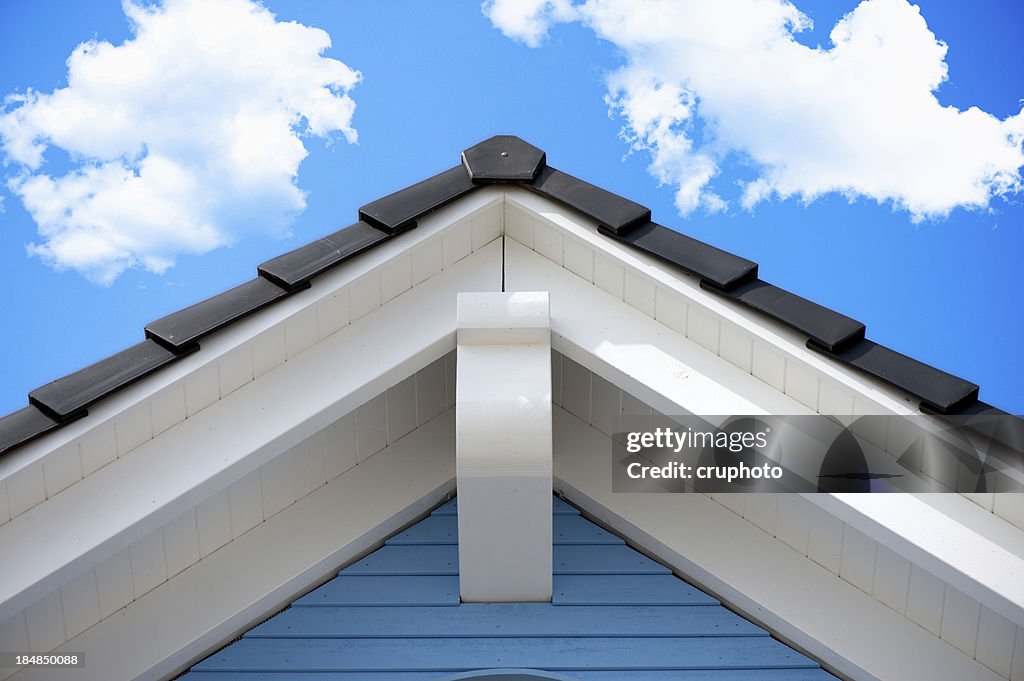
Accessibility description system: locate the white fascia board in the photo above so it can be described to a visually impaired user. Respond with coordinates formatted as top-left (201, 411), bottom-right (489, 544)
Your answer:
top-left (503, 188), bottom-right (917, 417)
top-left (0, 187), bottom-right (505, 483)
top-left (504, 236), bottom-right (809, 418)
top-left (15, 410), bottom-right (457, 681)
top-left (806, 493), bottom-right (1024, 628)
top-left (552, 407), bottom-right (1004, 681)
top-left (0, 238), bottom-right (501, 622)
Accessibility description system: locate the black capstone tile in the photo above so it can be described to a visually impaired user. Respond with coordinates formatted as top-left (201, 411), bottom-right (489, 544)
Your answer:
top-left (29, 340), bottom-right (181, 419)
top-left (599, 222), bottom-right (758, 290)
top-left (706, 279), bottom-right (865, 352)
top-left (359, 165), bottom-right (476, 234)
top-left (146, 278), bottom-right (290, 352)
top-left (814, 339), bottom-right (979, 413)
top-left (462, 135), bottom-right (546, 183)
top-left (259, 221), bottom-right (389, 290)
top-left (0, 406), bottom-right (64, 455)
top-left (530, 166), bottom-right (651, 235)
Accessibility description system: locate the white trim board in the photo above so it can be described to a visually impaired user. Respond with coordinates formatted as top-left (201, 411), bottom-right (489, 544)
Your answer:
top-left (551, 406), bottom-right (1005, 681)
top-left (11, 409), bottom-right (457, 681)
top-left (0, 239), bottom-right (499, 623)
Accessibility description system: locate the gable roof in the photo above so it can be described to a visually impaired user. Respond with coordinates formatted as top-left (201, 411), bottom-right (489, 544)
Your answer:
top-left (182, 495), bottom-right (836, 679)
top-left (0, 134), bottom-right (1013, 457)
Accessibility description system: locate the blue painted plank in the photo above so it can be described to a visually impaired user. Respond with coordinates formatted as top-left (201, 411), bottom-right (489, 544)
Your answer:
top-left (554, 545), bottom-right (671, 575)
top-left (342, 545), bottom-right (669, 576)
top-left (193, 636), bottom-right (819, 672)
top-left (387, 515), bottom-right (623, 546)
top-left (553, 575), bottom-right (717, 606)
top-left (184, 671), bottom-right (836, 681)
top-left (247, 604), bottom-right (765, 638)
top-left (293, 576), bottom-right (458, 606)
top-left (433, 496), bottom-right (579, 516)
top-left (341, 545), bottom-right (458, 575)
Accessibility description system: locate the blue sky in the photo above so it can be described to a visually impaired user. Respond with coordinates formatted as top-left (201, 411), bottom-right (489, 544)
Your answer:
top-left (0, 0), bottom-right (1021, 415)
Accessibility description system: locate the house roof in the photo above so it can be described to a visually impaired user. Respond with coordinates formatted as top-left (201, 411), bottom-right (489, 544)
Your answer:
top-left (181, 495), bottom-right (837, 679)
top-left (0, 134), bottom-right (1014, 457)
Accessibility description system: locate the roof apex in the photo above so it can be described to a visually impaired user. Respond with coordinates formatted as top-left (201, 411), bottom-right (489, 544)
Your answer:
top-left (462, 135), bottom-right (546, 184)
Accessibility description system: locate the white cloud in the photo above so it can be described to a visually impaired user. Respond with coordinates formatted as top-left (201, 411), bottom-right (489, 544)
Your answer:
top-left (0, 0), bottom-right (360, 284)
top-left (485, 0), bottom-right (1024, 220)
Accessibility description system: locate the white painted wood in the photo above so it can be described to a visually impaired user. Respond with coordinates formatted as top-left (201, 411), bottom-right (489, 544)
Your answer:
top-left (552, 406), bottom-right (1005, 681)
top-left (380, 254), bottom-right (413, 304)
top-left (323, 412), bottom-right (357, 481)
top-left (355, 394), bottom-right (387, 462)
top-left (316, 288), bottom-right (350, 340)
top-left (444, 351), bottom-right (457, 410)
top-left (743, 493), bottom-right (778, 537)
top-left (719, 321), bottom-right (753, 373)
top-left (415, 357), bottom-right (447, 427)
top-left (289, 430), bottom-right (327, 500)
top-left (183, 364), bottom-right (219, 418)
top-left (711, 492), bottom-right (746, 517)
top-left (411, 238), bottom-right (444, 286)
top-left (227, 471), bottom-right (263, 540)
top-left (807, 505), bottom-right (843, 574)
top-left (386, 376), bottom-right (417, 444)
top-left (840, 525), bottom-right (878, 594)
top-left (114, 402), bottom-right (154, 457)
top-left (130, 530), bottom-right (167, 599)
top-left (470, 205), bottom-right (501, 251)
top-left (0, 199), bottom-right (500, 624)
top-left (775, 494), bottom-right (812, 555)
top-left (6, 465), bottom-right (44, 518)
top-left (562, 236), bottom-right (593, 283)
top-left (59, 570), bottom-right (99, 640)
top-left (942, 584), bottom-right (981, 657)
top-left (504, 238), bottom-right (810, 418)
top-left (251, 325), bottom-right (286, 379)
top-left (752, 341), bottom-right (786, 392)
top-left (95, 550), bottom-right (133, 619)
top-left (550, 349), bottom-right (563, 407)
top-left (533, 220), bottom-right (563, 265)
top-left (283, 307), bottom-right (319, 360)
top-left (785, 359), bottom-right (820, 411)
top-left (686, 304), bottom-right (720, 354)
top-left (162, 507), bottom-right (200, 578)
top-left (149, 383), bottom-right (186, 437)
top-left (24, 591), bottom-right (63, 653)
top-left (977, 605), bottom-right (1017, 678)
top-left (217, 346), bottom-right (254, 398)
top-left (654, 286), bottom-right (687, 335)
top-left (873, 544), bottom-right (911, 615)
top-left (457, 292), bottom-right (552, 603)
top-left (593, 253), bottom-right (624, 300)
top-left (995, 494), bottom-right (1024, 531)
top-left (807, 493), bottom-right (1024, 628)
top-left (819, 379), bottom-right (855, 416)
top-left (442, 218), bottom-right (472, 268)
top-left (196, 491), bottom-right (231, 559)
top-left (349, 270), bottom-right (382, 321)
top-left (259, 449), bottom-right (296, 520)
top-left (589, 373), bottom-right (619, 437)
top-left (25, 410), bottom-right (456, 681)
top-left (504, 202), bottom-right (534, 249)
top-left (1012, 625), bottom-right (1024, 681)
top-left (0, 481), bottom-right (9, 525)
top-left (907, 564), bottom-right (947, 635)
top-left (560, 355), bottom-right (591, 424)
top-left (0, 612), bottom-right (29, 665)
top-left (42, 443), bottom-right (81, 499)
top-left (623, 270), bottom-right (656, 317)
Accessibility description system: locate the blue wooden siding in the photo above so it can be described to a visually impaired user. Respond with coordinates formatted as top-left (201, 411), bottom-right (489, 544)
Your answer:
top-left (183, 497), bottom-right (837, 680)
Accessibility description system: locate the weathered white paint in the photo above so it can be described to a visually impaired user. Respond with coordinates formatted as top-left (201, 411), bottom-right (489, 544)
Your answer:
top-left (456, 292), bottom-right (553, 602)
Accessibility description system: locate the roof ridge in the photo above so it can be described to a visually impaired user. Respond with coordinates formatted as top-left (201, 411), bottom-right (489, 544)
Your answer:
top-left (0, 134), bottom-right (1013, 456)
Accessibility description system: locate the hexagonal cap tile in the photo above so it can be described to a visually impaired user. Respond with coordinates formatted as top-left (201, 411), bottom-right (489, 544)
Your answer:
top-left (461, 135), bottom-right (546, 184)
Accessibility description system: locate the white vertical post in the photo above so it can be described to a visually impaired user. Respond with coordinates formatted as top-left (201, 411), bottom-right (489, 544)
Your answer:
top-left (456, 291), bottom-right (552, 602)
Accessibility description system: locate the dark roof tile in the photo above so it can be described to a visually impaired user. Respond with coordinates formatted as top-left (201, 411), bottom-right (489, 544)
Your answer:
top-left (29, 340), bottom-right (183, 420)
top-left (599, 221), bottom-right (757, 290)
top-left (258, 221), bottom-right (389, 291)
top-left (359, 165), bottom-right (476, 234)
top-left (462, 134), bottom-right (546, 183)
top-left (146, 277), bottom-right (290, 352)
top-left (813, 339), bottom-right (979, 413)
top-left (530, 166), bottom-right (651, 235)
top-left (0, 406), bottom-right (64, 456)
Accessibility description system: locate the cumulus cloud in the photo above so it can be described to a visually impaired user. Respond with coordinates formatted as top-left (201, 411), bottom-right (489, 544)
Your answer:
top-left (485, 0), bottom-right (1024, 220)
top-left (0, 0), bottom-right (360, 284)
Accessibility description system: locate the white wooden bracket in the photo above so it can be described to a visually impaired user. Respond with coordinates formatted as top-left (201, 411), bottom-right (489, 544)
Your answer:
top-left (456, 291), bottom-right (553, 602)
